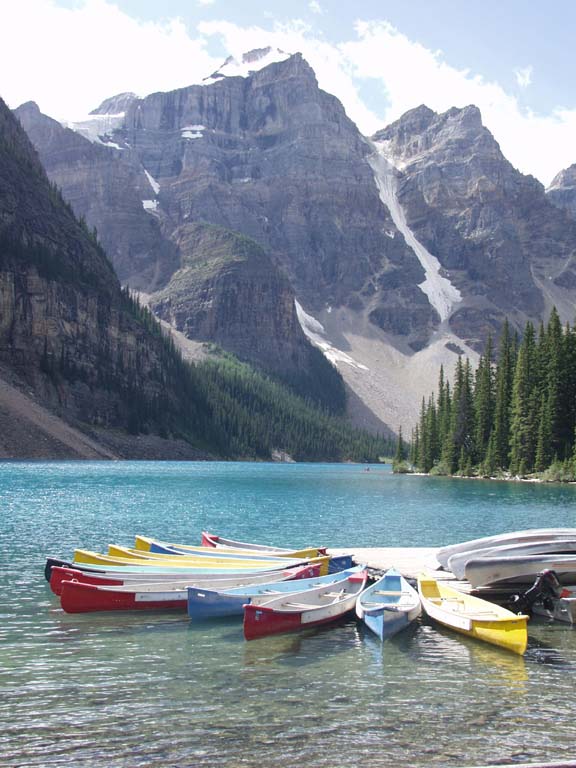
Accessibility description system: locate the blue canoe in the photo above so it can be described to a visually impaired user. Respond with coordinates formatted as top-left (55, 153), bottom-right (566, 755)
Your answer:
top-left (187, 565), bottom-right (364, 619)
top-left (355, 568), bottom-right (422, 641)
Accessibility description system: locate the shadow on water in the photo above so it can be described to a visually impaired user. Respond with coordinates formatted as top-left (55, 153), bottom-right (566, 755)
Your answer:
top-left (241, 616), bottom-right (362, 669)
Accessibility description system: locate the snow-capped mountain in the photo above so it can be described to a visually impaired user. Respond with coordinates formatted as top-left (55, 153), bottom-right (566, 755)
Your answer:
top-left (15, 51), bottom-right (576, 431)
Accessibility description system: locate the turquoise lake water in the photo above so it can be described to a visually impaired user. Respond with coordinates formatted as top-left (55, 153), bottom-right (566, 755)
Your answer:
top-left (1, 461), bottom-right (576, 767)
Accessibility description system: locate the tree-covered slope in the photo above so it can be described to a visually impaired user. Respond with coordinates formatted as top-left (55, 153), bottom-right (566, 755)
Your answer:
top-left (1, 95), bottom-right (384, 461)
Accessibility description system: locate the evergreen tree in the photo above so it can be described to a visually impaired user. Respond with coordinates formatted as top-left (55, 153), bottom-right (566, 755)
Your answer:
top-left (394, 426), bottom-right (405, 463)
top-left (492, 320), bottom-right (514, 470)
top-left (473, 334), bottom-right (494, 464)
top-left (508, 322), bottom-right (536, 475)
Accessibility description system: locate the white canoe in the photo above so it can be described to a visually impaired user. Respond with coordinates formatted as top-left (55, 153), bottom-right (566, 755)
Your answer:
top-left (243, 571), bottom-right (368, 640)
top-left (448, 539), bottom-right (576, 580)
top-left (465, 554), bottom-right (576, 588)
top-left (436, 529), bottom-right (576, 569)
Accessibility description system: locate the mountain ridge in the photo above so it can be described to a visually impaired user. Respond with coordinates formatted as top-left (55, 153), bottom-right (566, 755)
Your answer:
top-left (13, 51), bottom-right (576, 432)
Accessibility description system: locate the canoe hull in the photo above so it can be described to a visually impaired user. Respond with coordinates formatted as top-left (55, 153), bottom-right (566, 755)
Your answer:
top-left (137, 536), bottom-right (321, 561)
top-left (243, 572), bottom-right (367, 640)
top-left (437, 528), bottom-right (576, 569)
top-left (465, 555), bottom-right (576, 587)
top-left (60, 580), bottom-right (188, 613)
top-left (356, 568), bottom-right (421, 641)
top-left (418, 576), bottom-right (528, 655)
top-left (362, 609), bottom-right (413, 641)
top-left (244, 597), bottom-right (357, 640)
top-left (187, 566), bottom-right (363, 620)
top-left (202, 531), bottom-right (328, 557)
top-left (448, 540), bottom-right (576, 580)
top-left (51, 563), bottom-right (321, 598)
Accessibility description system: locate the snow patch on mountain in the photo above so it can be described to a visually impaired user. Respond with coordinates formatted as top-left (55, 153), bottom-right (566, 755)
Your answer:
top-left (369, 141), bottom-right (461, 322)
top-left (295, 301), bottom-right (369, 371)
top-left (62, 112), bottom-right (126, 145)
top-left (144, 170), bottom-right (160, 195)
top-left (142, 200), bottom-right (159, 212)
top-left (181, 125), bottom-right (205, 139)
top-left (204, 47), bottom-right (290, 82)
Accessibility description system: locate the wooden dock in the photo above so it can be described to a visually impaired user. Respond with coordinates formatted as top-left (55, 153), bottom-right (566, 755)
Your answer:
top-left (328, 546), bottom-right (521, 600)
top-left (329, 546), bottom-right (441, 580)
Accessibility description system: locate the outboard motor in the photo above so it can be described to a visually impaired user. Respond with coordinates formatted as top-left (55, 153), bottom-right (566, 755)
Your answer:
top-left (505, 570), bottom-right (563, 615)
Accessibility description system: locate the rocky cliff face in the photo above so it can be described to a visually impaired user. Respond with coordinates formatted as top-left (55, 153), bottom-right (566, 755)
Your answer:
top-left (112, 52), bottom-right (431, 348)
top-left (373, 105), bottom-right (576, 346)
top-left (0, 96), bottom-right (208, 440)
top-left (548, 164), bottom-right (576, 222)
top-left (15, 100), bottom-right (178, 290)
top-left (150, 223), bottom-right (309, 372)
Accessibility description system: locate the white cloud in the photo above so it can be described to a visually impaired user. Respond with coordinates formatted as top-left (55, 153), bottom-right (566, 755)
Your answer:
top-left (340, 21), bottom-right (576, 184)
top-left (1, 3), bottom-right (575, 185)
top-left (0, 0), bottom-right (220, 120)
top-left (309, 1), bottom-right (323, 14)
top-left (514, 65), bottom-right (533, 89)
top-left (197, 0), bottom-right (216, 5)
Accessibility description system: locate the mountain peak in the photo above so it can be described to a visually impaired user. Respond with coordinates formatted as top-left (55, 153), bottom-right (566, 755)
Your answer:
top-left (203, 47), bottom-right (292, 82)
top-left (15, 100), bottom-right (42, 117)
top-left (90, 92), bottom-right (138, 115)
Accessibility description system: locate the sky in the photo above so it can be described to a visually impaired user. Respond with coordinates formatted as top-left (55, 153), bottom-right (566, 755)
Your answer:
top-left (1, 0), bottom-right (575, 185)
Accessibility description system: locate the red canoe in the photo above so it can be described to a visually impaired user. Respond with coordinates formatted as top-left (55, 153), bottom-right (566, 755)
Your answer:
top-left (60, 579), bottom-right (188, 613)
top-left (243, 571), bottom-right (367, 640)
top-left (57, 563), bottom-right (321, 612)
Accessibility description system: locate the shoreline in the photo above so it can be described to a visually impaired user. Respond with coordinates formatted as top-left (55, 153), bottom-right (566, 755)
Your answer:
top-left (401, 470), bottom-right (576, 485)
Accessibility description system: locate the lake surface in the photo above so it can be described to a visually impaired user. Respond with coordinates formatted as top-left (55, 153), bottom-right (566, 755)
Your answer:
top-left (1, 461), bottom-right (576, 767)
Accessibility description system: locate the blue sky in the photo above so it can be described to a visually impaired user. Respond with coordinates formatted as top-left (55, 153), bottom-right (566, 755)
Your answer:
top-left (92, 0), bottom-right (575, 115)
top-left (2, 0), bottom-right (576, 183)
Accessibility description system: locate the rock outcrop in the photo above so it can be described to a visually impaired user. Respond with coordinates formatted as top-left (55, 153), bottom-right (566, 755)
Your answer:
top-left (150, 223), bottom-right (312, 373)
top-left (15, 100), bottom-right (178, 290)
top-left (548, 164), bottom-right (576, 222)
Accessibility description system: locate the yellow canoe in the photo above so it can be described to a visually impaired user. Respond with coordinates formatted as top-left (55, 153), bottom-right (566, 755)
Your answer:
top-left (75, 549), bottom-right (302, 570)
top-left (134, 535), bottom-right (321, 560)
top-left (76, 547), bottom-right (329, 575)
top-left (107, 544), bottom-right (309, 568)
top-left (417, 575), bottom-right (528, 655)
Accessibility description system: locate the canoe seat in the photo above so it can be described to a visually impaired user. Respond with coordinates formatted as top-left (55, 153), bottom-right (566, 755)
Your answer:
top-left (373, 590), bottom-right (402, 596)
top-left (321, 590), bottom-right (345, 599)
top-left (284, 602), bottom-right (316, 609)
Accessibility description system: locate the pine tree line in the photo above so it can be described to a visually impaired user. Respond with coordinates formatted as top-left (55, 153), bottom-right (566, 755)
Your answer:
top-left (406, 309), bottom-right (576, 480)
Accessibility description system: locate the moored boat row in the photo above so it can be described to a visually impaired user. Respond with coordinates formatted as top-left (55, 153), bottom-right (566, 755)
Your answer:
top-left (42, 530), bottom-right (551, 655)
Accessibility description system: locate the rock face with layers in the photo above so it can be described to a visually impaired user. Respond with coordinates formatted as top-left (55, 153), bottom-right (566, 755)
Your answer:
top-left (150, 222), bottom-right (324, 380)
top-left (113, 52), bottom-right (431, 348)
top-left (15, 100), bottom-right (178, 290)
top-left (14, 51), bottom-right (576, 430)
top-left (373, 105), bottom-right (576, 346)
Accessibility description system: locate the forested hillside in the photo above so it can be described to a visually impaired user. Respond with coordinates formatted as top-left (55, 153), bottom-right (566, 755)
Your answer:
top-left (0, 94), bottom-right (389, 462)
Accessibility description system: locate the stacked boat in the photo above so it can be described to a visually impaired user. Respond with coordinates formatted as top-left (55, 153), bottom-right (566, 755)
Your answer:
top-left (437, 528), bottom-right (576, 587)
top-left (45, 534), bottom-right (351, 616)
